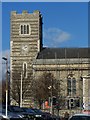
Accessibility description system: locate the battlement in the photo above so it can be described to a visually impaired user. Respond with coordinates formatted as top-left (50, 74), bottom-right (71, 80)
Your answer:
top-left (11, 11), bottom-right (17, 15)
top-left (11, 10), bottom-right (40, 15)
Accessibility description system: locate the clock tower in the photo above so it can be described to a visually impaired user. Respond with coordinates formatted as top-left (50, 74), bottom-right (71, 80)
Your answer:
top-left (10, 10), bottom-right (42, 106)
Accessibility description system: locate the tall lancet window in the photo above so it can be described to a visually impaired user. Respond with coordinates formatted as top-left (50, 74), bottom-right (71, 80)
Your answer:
top-left (23, 62), bottom-right (27, 78)
top-left (67, 75), bottom-right (76, 96)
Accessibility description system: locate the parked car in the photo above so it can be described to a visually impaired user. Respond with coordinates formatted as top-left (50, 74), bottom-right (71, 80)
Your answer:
top-left (21, 107), bottom-right (44, 120)
top-left (37, 111), bottom-right (53, 120)
top-left (30, 108), bottom-right (50, 120)
top-left (31, 109), bottom-right (59, 120)
top-left (0, 113), bottom-right (9, 120)
top-left (0, 109), bottom-right (22, 120)
top-left (69, 114), bottom-right (90, 120)
top-left (2, 105), bottom-right (34, 120)
top-left (42, 112), bottom-right (54, 120)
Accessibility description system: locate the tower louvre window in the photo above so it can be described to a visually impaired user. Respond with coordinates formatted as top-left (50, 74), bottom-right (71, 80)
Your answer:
top-left (24, 25), bottom-right (27, 34)
top-left (21, 25), bottom-right (23, 34)
top-left (27, 25), bottom-right (29, 34)
top-left (20, 24), bottom-right (30, 35)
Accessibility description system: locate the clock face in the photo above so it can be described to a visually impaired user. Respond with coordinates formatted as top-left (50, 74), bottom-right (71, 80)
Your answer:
top-left (21, 44), bottom-right (28, 54)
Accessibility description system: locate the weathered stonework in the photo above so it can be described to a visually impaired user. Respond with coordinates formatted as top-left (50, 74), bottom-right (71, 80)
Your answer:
top-left (83, 75), bottom-right (90, 110)
top-left (10, 10), bottom-right (42, 106)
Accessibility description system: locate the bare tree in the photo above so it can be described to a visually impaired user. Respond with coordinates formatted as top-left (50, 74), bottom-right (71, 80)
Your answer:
top-left (10, 70), bottom-right (33, 106)
top-left (33, 72), bottom-right (60, 109)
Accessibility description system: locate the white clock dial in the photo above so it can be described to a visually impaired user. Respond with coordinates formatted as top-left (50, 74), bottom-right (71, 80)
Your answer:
top-left (21, 44), bottom-right (28, 53)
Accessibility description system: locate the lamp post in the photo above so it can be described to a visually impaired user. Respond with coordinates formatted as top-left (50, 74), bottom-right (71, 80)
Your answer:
top-left (2, 57), bottom-right (8, 118)
top-left (48, 85), bottom-right (53, 114)
top-left (20, 73), bottom-right (22, 107)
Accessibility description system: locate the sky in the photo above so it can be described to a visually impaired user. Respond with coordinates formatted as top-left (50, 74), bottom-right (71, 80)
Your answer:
top-left (1, 0), bottom-right (89, 2)
top-left (2, 2), bottom-right (88, 52)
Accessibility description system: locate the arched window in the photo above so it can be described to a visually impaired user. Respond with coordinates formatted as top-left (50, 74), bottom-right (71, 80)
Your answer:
top-left (23, 62), bottom-right (27, 78)
top-left (67, 77), bottom-right (76, 96)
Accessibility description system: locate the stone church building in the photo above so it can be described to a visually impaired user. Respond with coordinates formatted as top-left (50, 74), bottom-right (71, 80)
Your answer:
top-left (10, 10), bottom-right (90, 112)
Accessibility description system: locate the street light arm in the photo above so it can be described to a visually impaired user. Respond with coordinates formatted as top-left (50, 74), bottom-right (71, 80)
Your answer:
top-left (2, 57), bottom-right (7, 61)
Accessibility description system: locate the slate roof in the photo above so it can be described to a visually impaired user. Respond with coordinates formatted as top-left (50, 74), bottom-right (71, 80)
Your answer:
top-left (37, 48), bottom-right (90, 59)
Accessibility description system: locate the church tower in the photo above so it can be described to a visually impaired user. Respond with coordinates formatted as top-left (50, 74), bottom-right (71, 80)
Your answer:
top-left (10, 10), bottom-right (42, 106)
